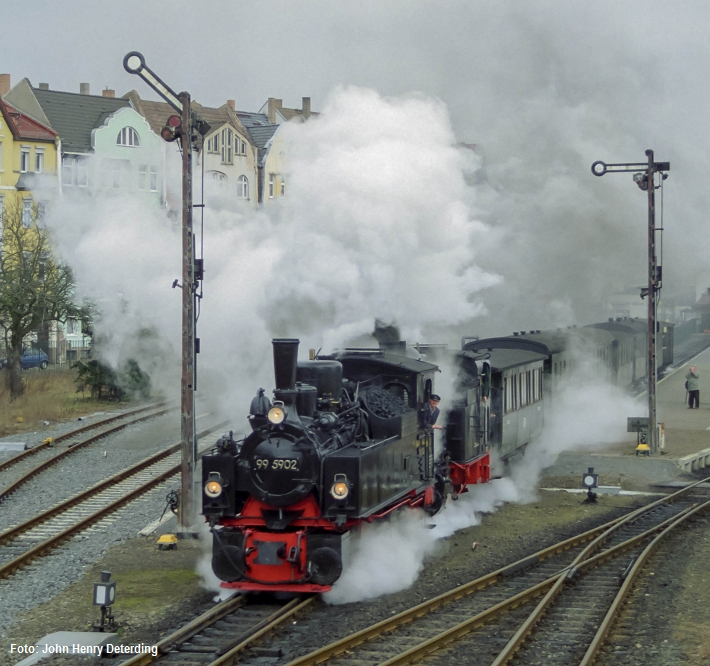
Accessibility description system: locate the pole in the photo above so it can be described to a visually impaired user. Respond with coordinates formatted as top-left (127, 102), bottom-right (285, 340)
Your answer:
top-left (646, 149), bottom-right (657, 454)
top-left (179, 91), bottom-right (196, 530)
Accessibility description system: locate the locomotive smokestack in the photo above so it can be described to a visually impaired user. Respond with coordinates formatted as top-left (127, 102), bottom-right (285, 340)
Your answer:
top-left (272, 338), bottom-right (299, 391)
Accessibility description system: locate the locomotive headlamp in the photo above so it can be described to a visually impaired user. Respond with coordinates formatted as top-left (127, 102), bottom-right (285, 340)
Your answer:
top-left (267, 403), bottom-right (287, 425)
top-left (204, 472), bottom-right (223, 498)
top-left (330, 474), bottom-right (350, 500)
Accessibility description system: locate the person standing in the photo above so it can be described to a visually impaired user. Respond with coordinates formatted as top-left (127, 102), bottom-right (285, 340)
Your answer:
top-left (686, 366), bottom-right (700, 409)
top-left (424, 394), bottom-right (443, 430)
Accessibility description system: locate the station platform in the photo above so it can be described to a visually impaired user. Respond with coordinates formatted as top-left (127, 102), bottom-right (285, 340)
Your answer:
top-left (541, 337), bottom-right (710, 489)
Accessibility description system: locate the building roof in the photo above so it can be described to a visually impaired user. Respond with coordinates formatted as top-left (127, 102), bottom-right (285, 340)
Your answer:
top-left (30, 88), bottom-right (130, 153)
top-left (124, 91), bottom-right (249, 141)
top-left (0, 98), bottom-right (57, 142)
top-left (235, 112), bottom-right (278, 163)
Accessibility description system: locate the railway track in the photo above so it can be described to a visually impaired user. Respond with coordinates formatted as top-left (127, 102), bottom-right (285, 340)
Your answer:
top-left (275, 478), bottom-right (709, 666)
top-left (119, 594), bottom-right (314, 666)
top-left (0, 423), bottom-right (226, 581)
top-left (0, 403), bottom-right (172, 504)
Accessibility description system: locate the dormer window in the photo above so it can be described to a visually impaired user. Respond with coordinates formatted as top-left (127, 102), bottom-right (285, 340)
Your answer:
top-left (117, 127), bottom-right (140, 147)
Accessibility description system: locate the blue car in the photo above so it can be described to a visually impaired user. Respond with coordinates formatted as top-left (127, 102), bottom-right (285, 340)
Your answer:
top-left (0, 349), bottom-right (49, 370)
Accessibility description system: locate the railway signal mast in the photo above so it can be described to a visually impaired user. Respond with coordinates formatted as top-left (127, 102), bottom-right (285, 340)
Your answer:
top-left (592, 151), bottom-right (670, 454)
top-left (123, 52), bottom-right (209, 530)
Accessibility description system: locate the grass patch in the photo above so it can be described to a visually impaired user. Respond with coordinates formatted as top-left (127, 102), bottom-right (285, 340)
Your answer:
top-left (113, 569), bottom-right (199, 613)
top-left (0, 369), bottom-right (125, 436)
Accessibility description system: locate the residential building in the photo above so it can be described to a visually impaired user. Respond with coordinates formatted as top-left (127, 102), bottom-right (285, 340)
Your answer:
top-left (252, 97), bottom-right (318, 204)
top-left (0, 75), bottom-right (58, 222)
top-left (234, 111), bottom-right (279, 204)
top-left (4, 78), bottom-right (165, 205)
top-left (259, 97), bottom-right (317, 125)
top-left (125, 92), bottom-right (258, 208)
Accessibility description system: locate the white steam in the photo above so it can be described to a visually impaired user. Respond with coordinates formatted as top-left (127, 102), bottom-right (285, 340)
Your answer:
top-left (326, 366), bottom-right (640, 605)
top-left (48, 86), bottom-right (499, 419)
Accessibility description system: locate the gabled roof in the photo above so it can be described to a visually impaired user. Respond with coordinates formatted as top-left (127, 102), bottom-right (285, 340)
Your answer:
top-left (236, 112), bottom-right (278, 164)
top-left (0, 99), bottom-right (57, 142)
top-left (124, 91), bottom-right (248, 141)
top-left (31, 87), bottom-right (130, 152)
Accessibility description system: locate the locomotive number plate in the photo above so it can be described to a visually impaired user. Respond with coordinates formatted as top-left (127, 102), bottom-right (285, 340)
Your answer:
top-left (255, 458), bottom-right (299, 471)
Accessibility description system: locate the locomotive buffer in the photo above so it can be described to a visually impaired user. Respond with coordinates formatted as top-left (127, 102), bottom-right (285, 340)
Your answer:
top-left (592, 152), bottom-right (670, 454)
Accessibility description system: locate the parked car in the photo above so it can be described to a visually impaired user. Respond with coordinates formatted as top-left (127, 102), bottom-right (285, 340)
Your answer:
top-left (0, 349), bottom-right (49, 370)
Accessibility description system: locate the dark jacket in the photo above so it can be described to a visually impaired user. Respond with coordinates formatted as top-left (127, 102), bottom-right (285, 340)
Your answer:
top-left (424, 406), bottom-right (440, 428)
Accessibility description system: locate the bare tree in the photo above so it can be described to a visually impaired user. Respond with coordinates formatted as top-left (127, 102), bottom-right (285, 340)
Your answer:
top-left (0, 198), bottom-right (85, 399)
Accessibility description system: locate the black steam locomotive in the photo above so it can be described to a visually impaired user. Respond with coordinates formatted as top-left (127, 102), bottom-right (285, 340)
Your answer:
top-left (202, 338), bottom-right (488, 593)
top-left (202, 317), bottom-right (673, 593)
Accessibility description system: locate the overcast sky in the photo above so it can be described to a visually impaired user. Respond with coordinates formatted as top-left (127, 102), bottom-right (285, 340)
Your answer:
top-left (5, 1), bottom-right (710, 331)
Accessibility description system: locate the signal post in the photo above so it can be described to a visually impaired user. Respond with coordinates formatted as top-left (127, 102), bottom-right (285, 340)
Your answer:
top-left (592, 152), bottom-right (670, 454)
top-left (123, 53), bottom-right (208, 530)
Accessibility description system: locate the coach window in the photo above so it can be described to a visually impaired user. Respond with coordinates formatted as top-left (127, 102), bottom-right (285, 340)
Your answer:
top-left (504, 377), bottom-right (509, 413)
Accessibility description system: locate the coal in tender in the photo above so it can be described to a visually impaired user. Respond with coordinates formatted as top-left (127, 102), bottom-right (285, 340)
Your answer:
top-left (362, 387), bottom-right (412, 419)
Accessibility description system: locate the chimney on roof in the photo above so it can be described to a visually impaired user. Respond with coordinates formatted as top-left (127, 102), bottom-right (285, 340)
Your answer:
top-left (80, 82), bottom-right (90, 95)
top-left (0, 74), bottom-right (10, 98)
top-left (267, 97), bottom-right (282, 123)
top-left (38, 82), bottom-right (49, 90)
top-left (302, 97), bottom-right (311, 119)
top-left (227, 99), bottom-right (235, 110)
top-left (102, 88), bottom-right (115, 98)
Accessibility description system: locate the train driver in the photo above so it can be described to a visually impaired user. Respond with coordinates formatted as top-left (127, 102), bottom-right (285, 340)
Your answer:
top-left (425, 394), bottom-right (443, 431)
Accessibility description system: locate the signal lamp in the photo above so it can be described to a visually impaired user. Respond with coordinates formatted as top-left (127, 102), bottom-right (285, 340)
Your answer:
top-left (161, 125), bottom-right (179, 142)
top-left (330, 474), bottom-right (350, 500)
top-left (582, 468), bottom-right (598, 489)
top-left (204, 472), bottom-right (223, 498)
top-left (167, 114), bottom-right (181, 128)
top-left (267, 403), bottom-right (287, 425)
top-left (582, 467), bottom-right (598, 505)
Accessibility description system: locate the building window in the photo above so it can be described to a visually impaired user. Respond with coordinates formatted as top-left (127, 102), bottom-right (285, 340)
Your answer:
top-left (0, 195), bottom-right (4, 226)
top-left (241, 140), bottom-right (246, 155)
top-left (20, 148), bottom-right (31, 173)
top-left (117, 127), bottom-right (140, 146)
top-left (62, 157), bottom-right (74, 186)
top-left (280, 177), bottom-right (285, 197)
top-left (268, 173), bottom-right (275, 198)
top-left (22, 199), bottom-right (32, 227)
top-left (38, 252), bottom-right (49, 281)
top-left (63, 157), bottom-right (89, 187)
top-left (221, 128), bottom-right (233, 164)
top-left (37, 201), bottom-right (47, 226)
top-left (207, 171), bottom-right (227, 187)
top-left (35, 150), bottom-right (44, 173)
top-left (235, 138), bottom-right (246, 155)
top-left (0, 142), bottom-right (3, 170)
top-left (77, 160), bottom-right (89, 187)
top-left (237, 175), bottom-right (249, 199)
top-left (100, 160), bottom-right (121, 189)
top-left (139, 165), bottom-right (158, 192)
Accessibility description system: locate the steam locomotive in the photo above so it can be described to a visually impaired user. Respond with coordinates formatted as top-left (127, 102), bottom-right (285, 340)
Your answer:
top-left (202, 338), bottom-right (489, 593)
top-left (202, 317), bottom-right (673, 593)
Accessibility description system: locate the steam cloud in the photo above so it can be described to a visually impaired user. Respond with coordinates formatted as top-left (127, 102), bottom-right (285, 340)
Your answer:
top-left (48, 86), bottom-right (499, 417)
top-left (325, 365), bottom-right (640, 605)
top-left (46, 85), bottom-right (641, 605)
